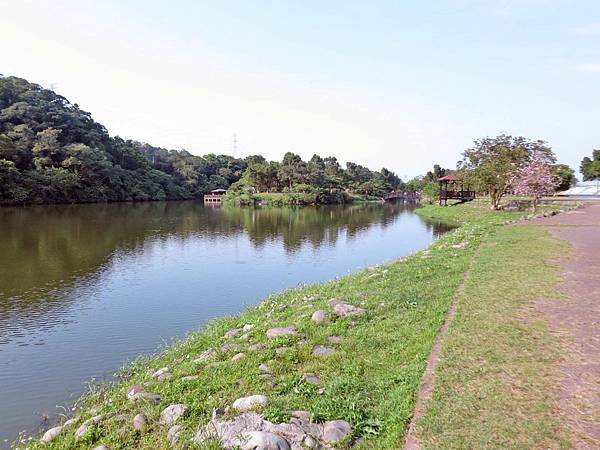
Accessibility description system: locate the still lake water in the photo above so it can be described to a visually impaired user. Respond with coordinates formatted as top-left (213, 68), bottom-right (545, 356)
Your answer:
top-left (0, 201), bottom-right (451, 444)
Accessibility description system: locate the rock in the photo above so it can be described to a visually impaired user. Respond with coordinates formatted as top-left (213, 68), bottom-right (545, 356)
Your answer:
top-left (89, 414), bottom-right (105, 424)
top-left (290, 410), bottom-right (311, 422)
top-left (75, 423), bottom-right (90, 440)
top-left (196, 411), bottom-right (322, 450)
top-left (317, 388), bottom-right (325, 395)
top-left (259, 373), bottom-right (275, 380)
top-left (239, 430), bottom-right (291, 450)
top-left (195, 412), bottom-right (264, 446)
top-left (92, 446), bottom-right (111, 450)
top-left (131, 392), bottom-right (162, 404)
top-left (151, 367), bottom-right (170, 378)
top-left (243, 323), bottom-right (255, 332)
top-left (127, 384), bottom-right (145, 400)
top-left (157, 372), bottom-right (173, 381)
top-left (323, 420), bottom-right (352, 444)
top-left (194, 348), bottom-right (217, 363)
top-left (302, 373), bottom-right (321, 385)
top-left (258, 363), bottom-right (271, 372)
top-left (303, 435), bottom-right (319, 448)
top-left (212, 407), bottom-right (225, 420)
top-left (63, 418), bottom-right (77, 428)
top-left (275, 347), bottom-right (290, 355)
top-left (41, 426), bottom-right (62, 443)
top-left (225, 328), bottom-right (243, 338)
top-left (266, 326), bottom-right (300, 339)
top-left (133, 413), bottom-right (147, 431)
top-left (312, 345), bottom-right (336, 357)
top-left (181, 375), bottom-right (199, 381)
top-left (240, 333), bottom-right (251, 341)
top-left (167, 424), bottom-right (183, 445)
top-left (328, 299), bottom-right (366, 318)
top-left (232, 394), bottom-right (269, 412)
top-left (221, 342), bottom-right (243, 353)
top-left (249, 343), bottom-right (265, 352)
top-left (160, 404), bottom-right (187, 425)
top-left (327, 336), bottom-right (344, 344)
top-left (232, 352), bottom-right (246, 362)
top-left (311, 310), bottom-right (329, 324)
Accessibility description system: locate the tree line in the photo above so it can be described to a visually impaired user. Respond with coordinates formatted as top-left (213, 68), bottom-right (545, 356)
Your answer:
top-left (0, 76), bottom-right (406, 205)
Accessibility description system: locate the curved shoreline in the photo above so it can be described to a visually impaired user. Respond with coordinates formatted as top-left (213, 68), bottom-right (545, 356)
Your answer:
top-left (18, 201), bottom-right (571, 449)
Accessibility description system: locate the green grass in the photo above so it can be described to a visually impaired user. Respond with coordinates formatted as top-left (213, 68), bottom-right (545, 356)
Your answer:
top-left (20, 199), bottom-right (575, 449)
top-left (416, 200), bottom-right (575, 449)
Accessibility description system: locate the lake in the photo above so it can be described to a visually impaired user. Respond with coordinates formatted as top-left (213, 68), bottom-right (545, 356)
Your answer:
top-left (0, 201), bottom-right (451, 445)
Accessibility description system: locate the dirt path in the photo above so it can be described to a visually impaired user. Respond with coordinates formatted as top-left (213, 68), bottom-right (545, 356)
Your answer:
top-left (403, 246), bottom-right (481, 450)
top-left (527, 202), bottom-right (600, 449)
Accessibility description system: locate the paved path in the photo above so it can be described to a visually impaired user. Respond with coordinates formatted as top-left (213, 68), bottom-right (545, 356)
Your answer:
top-left (527, 202), bottom-right (600, 449)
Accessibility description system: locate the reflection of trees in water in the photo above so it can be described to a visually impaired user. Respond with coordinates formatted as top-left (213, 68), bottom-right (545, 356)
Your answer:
top-left (222, 204), bottom-right (406, 252)
top-left (0, 201), bottom-right (452, 340)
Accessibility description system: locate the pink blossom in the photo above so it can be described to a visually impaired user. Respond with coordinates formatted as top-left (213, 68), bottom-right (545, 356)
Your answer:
top-left (508, 151), bottom-right (560, 211)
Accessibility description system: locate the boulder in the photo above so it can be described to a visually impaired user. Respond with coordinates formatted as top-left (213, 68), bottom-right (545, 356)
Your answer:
top-left (224, 327), bottom-right (243, 338)
top-left (266, 326), bottom-right (300, 339)
top-left (232, 394), bottom-right (268, 412)
top-left (312, 345), bottom-right (336, 357)
top-left (328, 299), bottom-right (366, 318)
top-left (63, 418), bottom-right (77, 428)
top-left (221, 343), bottom-right (243, 353)
top-left (249, 343), bottom-right (265, 352)
top-left (194, 348), bottom-right (217, 363)
top-left (311, 310), bottom-right (329, 324)
top-left (92, 446), bottom-right (111, 450)
top-left (302, 373), bottom-right (321, 385)
top-left (160, 404), bottom-right (188, 425)
top-left (238, 430), bottom-right (291, 450)
top-left (127, 384), bottom-right (145, 400)
top-left (75, 423), bottom-right (90, 440)
top-left (181, 375), bottom-right (199, 381)
top-left (41, 426), bottom-right (62, 443)
top-left (323, 420), bottom-right (352, 444)
top-left (275, 347), bottom-right (290, 355)
top-left (167, 424), bottom-right (183, 445)
top-left (258, 363), bottom-right (271, 372)
top-left (242, 323), bottom-right (255, 332)
top-left (151, 367), bottom-right (170, 378)
top-left (131, 392), bottom-right (162, 404)
top-left (133, 413), bottom-right (147, 431)
top-left (232, 352), bottom-right (246, 362)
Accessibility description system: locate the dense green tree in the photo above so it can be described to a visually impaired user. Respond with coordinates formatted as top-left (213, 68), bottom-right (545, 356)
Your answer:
top-left (552, 164), bottom-right (577, 191)
top-left (580, 150), bottom-right (600, 181)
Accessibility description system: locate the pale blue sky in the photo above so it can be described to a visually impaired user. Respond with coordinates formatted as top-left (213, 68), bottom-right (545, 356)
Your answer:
top-left (1, 0), bottom-right (599, 178)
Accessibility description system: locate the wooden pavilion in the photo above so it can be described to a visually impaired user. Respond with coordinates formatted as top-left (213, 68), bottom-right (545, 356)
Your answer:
top-left (438, 175), bottom-right (475, 205)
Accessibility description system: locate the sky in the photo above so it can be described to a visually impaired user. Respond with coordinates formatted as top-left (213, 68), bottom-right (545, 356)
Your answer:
top-left (1, 0), bottom-right (599, 179)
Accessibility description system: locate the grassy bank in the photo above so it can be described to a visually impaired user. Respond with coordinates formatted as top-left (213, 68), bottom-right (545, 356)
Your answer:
top-left (416, 200), bottom-right (575, 449)
top-left (21, 200), bottom-right (572, 449)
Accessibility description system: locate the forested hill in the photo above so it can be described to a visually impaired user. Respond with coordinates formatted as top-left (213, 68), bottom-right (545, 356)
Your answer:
top-left (0, 75), bottom-right (405, 205)
top-left (0, 76), bottom-right (251, 205)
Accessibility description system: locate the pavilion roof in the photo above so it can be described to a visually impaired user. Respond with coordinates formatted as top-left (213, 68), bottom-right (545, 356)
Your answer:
top-left (438, 175), bottom-right (458, 182)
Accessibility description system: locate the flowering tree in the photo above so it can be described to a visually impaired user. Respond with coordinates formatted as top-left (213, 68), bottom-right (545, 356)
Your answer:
top-left (509, 150), bottom-right (560, 212)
